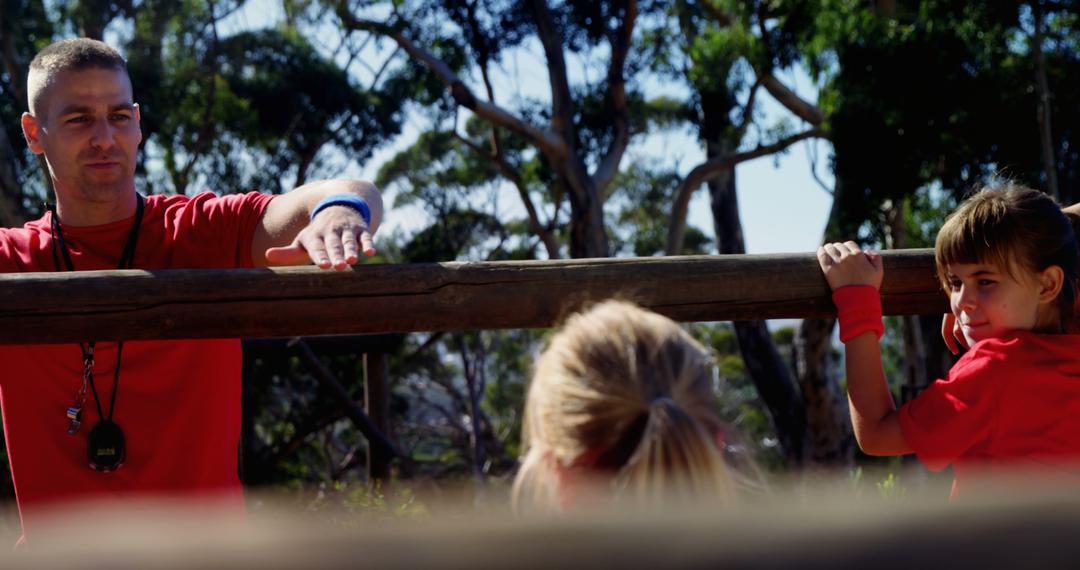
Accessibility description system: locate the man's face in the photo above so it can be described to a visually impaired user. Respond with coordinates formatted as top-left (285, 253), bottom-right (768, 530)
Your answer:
top-left (22, 67), bottom-right (141, 205)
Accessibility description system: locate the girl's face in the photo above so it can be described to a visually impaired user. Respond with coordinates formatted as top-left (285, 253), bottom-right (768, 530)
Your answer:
top-left (947, 261), bottom-right (1048, 345)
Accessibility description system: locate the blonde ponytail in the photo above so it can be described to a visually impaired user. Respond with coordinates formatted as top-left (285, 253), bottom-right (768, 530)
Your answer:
top-left (615, 398), bottom-right (736, 506)
top-left (512, 300), bottom-right (738, 513)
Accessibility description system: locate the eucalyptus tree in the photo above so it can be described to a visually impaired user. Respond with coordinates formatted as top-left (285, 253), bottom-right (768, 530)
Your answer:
top-left (649, 0), bottom-right (839, 467)
top-left (332, 0), bottom-right (840, 466)
top-left (334, 0), bottom-right (822, 261)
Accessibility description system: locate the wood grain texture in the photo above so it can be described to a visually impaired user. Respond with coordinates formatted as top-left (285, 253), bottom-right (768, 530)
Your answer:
top-left (0, 249), bottom-right (946, 343)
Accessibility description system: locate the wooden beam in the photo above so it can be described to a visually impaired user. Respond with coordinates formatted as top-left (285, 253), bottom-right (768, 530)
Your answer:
top-left (0, 250), bottom-right (946, 344)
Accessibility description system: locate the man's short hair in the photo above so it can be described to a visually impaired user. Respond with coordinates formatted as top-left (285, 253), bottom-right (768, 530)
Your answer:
top-left (27, 38), bottom-right (128, 116)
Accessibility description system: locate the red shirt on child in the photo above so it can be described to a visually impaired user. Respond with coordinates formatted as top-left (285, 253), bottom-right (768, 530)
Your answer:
top-left (0, 191), bottom-right (273, 537)
top-left (899, 330), bottom-right (1080, 498)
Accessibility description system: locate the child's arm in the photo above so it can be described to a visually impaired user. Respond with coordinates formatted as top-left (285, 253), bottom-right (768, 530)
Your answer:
top-left (817, 242), bottom-right (913, 456)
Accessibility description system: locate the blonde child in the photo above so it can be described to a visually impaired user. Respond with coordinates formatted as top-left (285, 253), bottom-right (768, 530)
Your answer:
top-left (818, 183), bottom-right (1080, 498)
top-left (511, 300), bottom-right (738, 513)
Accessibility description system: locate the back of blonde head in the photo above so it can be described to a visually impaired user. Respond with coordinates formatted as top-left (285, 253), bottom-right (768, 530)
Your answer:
top-left (512, 300), bottom-right (735, 513)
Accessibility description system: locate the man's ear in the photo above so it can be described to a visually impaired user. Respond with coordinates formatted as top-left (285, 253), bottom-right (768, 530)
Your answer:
top-left (21, 113), bottom-right (44, 155)
top-left (133, 103), bottom-right (144, 147)
top-left (1038, 265), bottom-right (1065, 304)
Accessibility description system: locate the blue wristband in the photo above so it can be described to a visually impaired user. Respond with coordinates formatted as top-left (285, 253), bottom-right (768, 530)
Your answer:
top-left (310, 194), bottom-right (371, 226)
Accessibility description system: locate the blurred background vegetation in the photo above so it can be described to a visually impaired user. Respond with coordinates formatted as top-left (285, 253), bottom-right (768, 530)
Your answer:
top-left (1, 0), bottom-right (1077, 508)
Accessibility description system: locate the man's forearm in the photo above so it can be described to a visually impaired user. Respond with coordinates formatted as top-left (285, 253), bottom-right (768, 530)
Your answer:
top-left (252, 178), bottom-right (384, 267)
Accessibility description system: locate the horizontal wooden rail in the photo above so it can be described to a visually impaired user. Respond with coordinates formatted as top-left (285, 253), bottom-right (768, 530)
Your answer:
top-left (0, 249), bottom-right (947, 344)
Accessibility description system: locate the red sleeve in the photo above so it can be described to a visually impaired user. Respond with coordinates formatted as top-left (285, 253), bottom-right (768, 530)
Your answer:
top-left (897, 343), bottom-right (1006, 471)
top-left (162, 191), bottom-right (275, 268)
top-left (0, 232), bottom-right (22, 273)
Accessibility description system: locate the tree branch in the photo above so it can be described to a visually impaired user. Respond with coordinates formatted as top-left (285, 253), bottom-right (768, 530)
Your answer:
top-left (402, 331), bottom-right (447, 361)
top-left (528, 0), bottom-right (576, 145)
top-left (759, 74), bottom-right (824, 126)
top-left (701, 0), bottom-right (735, 27)
top-left (665, 128), bottom-right (826, 254)
top-left (454, 5), bottom-right (561, 258)
top-left (336, 6), bottom-right (568, 160)
top-left (289, 338), bottom-right (401, 458)
top-left (411, 390), bottom-right (467, 437)
top-left (176, 0), bottom-right (223, 194)
top-left (735, 77), bottom-right (764, 141)
top-left (591, 0), bottom-right (637, 193)
top-left (268, 409), bottom-right (343, 466)
top-left (806, 138), bottom-right (834, 195)
top-left (456, 336), bottom-right (487, 481)
top-left (453, 132), bottom-right (561, 258)
top-left (527, 0), bottom-right (606, 256)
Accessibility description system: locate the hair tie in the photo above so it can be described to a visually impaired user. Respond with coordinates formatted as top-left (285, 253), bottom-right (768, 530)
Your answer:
top-left (650, 396), bottom-right (678, 410)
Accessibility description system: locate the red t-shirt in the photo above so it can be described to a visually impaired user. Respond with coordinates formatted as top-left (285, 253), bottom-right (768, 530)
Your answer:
top-left (899, 330), bottom-right (1080, 498)
top-left (0, 191), bottom-right (273, 536)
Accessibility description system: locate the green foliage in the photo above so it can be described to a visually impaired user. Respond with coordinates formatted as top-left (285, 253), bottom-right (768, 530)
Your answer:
top-left (0, 0), bottom-right (55, 212)
top-left (783, 0), bottom-right (1080, 238)
top-left (430, 0), bottom-right (532, 59)
top-left (848, 463), bottom-right (909, 502)
top-left (377, 130), bottom-right (501, 206)
top-left (608, 161), bottom-right (713, 256)
top-left (298, 480), bottom-right (431, 522)
top-left (880, 316), bottom-right (907, 396)
top-left (389, 328), bottom-right (540, 481)
top-left (122, 2), bottom-right (417, 195)
top-left (402, 209), bottom-right (507, 263)
top-left (771, 326), bottom-right (795, 346)
top-left (687, 322), bottom-right (786, 470)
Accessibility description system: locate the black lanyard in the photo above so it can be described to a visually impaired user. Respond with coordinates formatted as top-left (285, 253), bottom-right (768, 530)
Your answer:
top-left (49, 194), bottom-right (144, 431)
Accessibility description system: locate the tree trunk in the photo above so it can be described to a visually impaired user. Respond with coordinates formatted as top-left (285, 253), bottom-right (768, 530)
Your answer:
top-left (239, 349), bottom-right (265, 485)
top-left (1032, 1), bottom-right (1059, 201)
top-left (456, 336), bottom-right (488, 483)
top-left (884, 201), bottom-right (928, 403)
top-left (708, 140), bottom-right (806, 467)
top-left (564, 174), bottom-right (609, 258)
top-left (793, 184), bottom-right (855, 466)
top-left (918, 313), bottom-right (954, 389)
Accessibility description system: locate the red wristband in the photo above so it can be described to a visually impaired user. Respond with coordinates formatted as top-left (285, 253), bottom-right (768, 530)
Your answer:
top-left (832, 285), bottom-right (884, 343)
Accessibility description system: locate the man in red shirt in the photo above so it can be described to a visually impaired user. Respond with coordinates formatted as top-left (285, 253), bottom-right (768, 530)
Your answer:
top-left (3, 37), bottom-right (384, 539)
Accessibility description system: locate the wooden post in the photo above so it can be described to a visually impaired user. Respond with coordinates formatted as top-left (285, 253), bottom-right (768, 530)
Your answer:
top-left (363, 351), bottom-right (392, 481)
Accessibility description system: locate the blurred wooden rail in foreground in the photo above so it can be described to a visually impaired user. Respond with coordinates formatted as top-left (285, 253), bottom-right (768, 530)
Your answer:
top-left (0, 249), bottom-right (945, 344)
top-left (9, 489), bottom-right (1080, 569)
